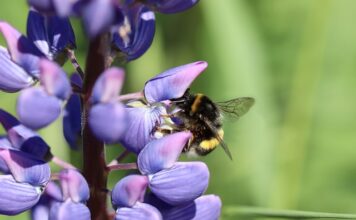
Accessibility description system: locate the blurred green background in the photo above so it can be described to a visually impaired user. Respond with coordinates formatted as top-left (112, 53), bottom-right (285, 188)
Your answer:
top-left (1, 0), bottom-right (356, 219)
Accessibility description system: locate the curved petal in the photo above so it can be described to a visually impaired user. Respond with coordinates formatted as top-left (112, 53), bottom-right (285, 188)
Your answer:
top-left (63, 93), bottom-right (82, 150)
top-left (91, 67), bottom-right (125, 104)
top-left (31, 200), bottom-right (50, 220)
top-left (46, 14), bottom-right (76, 53)
top-left (0, 149), bottom-right (50, 186)
top-left (111, 175), bottom-right (148, 209)
top-left (59, 169), bottom-right (89, 203)
top-left (147, 0), bottom-right (199, 14)
top-left (81, 0), bottom-right (123, 38)
top-left (5, 121), bottom-right (52, 160)
top-left (112, 5), bottom-right (155, 61)
top-left (27, 10), bottom-right (76, 60)
top-left (0, 136), bottom-right (13, 149)
top-left (39, 59), bottom-right (71, 100)
top-left (162, 195), bottom-right (221, 220)
top-left (45, 181), bottom-right (63, 201)
top-left (89, 102), bottom-right (127, 143)
top-left (52, 0), bottom-right (77, 17)
top-left (149, 162), bottom-right (209, 205)
top-left (120, 105), bottom-right (166, 153)
top-left (144, 61), bottom-right (207, 103)
top-left (27, 10), bottom-right (50, 57)
top-left (0, 137), bottom-right (12, 173)
top-left (49, 200), bottom-right (91, 220)
top-left (0, 22), bottom-right (44, 77)
top-left (0, 47), bottom-right (34, 92)
top-left (70, 73), bottom-right (82, 89)
top-left (31, 184), bottom-right (62, 220)
top-left (0, 108), bottom-right (21, 131)
top-left (116, 202), bottom-right (162, 220)
top-left (0, 175), bottom-right (42, 215)
top-left (138, 132), bottom-right (191, 175)
top-left (17, 87), bottom-right (62, 130)
top-left (20, 136), bottom-right (52, 161)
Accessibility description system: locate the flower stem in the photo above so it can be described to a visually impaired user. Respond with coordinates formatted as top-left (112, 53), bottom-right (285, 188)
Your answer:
top-left (107, 150), bottom-right (130, 166)
top-left (51, 156), bottom-right (76, 169)
top-left (67, 49), bottom-right (85, 79)
top-left (117, 91), bottom-right (144, 101)
top-left (82, 34), bottom-right (112, 220)
top-left (107, 163), bottom-right (138, 171)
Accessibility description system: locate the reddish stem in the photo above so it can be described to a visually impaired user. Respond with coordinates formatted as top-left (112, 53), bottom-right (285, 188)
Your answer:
top-left (82, 34), bottom-right (112, 220)
top-left (107, 163), bottom-right (138, 171)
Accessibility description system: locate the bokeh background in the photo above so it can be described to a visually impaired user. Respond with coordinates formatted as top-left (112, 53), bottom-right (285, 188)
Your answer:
top-left (1, 0), bottom-right (356, 219)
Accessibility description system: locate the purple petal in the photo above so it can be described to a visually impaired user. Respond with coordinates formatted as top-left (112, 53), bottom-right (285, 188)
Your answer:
top-left (0, 47), bottom-right (34, 92)
top-left (89, 102), bottom-right (127, 143)
top-left (46, 15), bottom-right (76, 57)
top-left (20, 136), bottom-right (52, 161)
top-left (27, 10), bottom-right (76, 61)
top-left (144, 61), bottom-right (207, 103)
top-left (7, 124), bottom-right (37, 148)
top-left (112, 5), bottom-right (155, 61)
top-left (26, 10), bottom-right (50, 57)
top-left (49, 200), bottom-right (91, 220)
top-left (45, 181), bottom-right (63, 201)
top-left (91, 67), bottom-right (125, 104)
top-left (70, 73), bottom-right (83, 89)
top-left (0, 149), bottom-right (50, 186)
top-left (147, 0), bottom-right (199, 14)
top-left (0, 136), bottom-right (13, 149)
top-left (111, 175), bottom-right (148, 208)
top-left (0, 137), bottom-right (12, 173)
top-left (138, 132), bottom-right (191, 175)
top-left (149, 162), bottom-right (209, 205)
top-left (17, 87), bottom-right (62, 129)
top-left (0, 21), bottom-right (45, 77)
top-left (63, 94), bottom-right (82, 150)
top-left (2, 115), bottom-right (52, 160)
top-left (162, 195), bottom-right (222, 220)
top-left (52, 0), bottom-right (77, 17)
top-left (0, 108), bottom-right (20, 131)
top-left (59, 169), bottom-right (89, 203)
top-left (31, 199), bottom-right (50, 220)
top-left (81, 0), bottom-right (123, 38)
top-left (27, 0), bottom-right (56, 14)
top-left (31, 182), bottom-right (62, 220)
top-left (39, 59), bottom-right (71, 100)
top-left (120, 105), bottom-right (166, 153)
top-left (0, 175), bottom-right (42, 215)
top-left (116, 202), bottom-right (162, 220)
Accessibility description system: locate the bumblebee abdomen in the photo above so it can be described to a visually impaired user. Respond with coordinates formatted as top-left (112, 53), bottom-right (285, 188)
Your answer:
top-left (191, 129), bottom-right (224, 156)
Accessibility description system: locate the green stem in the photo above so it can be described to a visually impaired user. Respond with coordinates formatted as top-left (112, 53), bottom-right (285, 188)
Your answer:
top-left (223, 206), bottom-right (356, 219)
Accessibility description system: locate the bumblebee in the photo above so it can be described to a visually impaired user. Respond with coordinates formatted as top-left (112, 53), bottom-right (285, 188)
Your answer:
top-left (170, 90), bottom-right (254, 159)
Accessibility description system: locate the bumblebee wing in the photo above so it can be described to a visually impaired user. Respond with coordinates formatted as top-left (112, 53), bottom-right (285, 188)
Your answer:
top-left (204, 119), bottom-right (233, 160)
top-left (217, 97), bottom-right (255, 120)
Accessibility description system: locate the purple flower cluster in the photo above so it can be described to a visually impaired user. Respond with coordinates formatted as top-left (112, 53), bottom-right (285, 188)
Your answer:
top-left (110, 132), bottom-right (221, 220)
top-left (28, 0), bottom-right (199, 60)
top-left (0, 0), bottom-right (224, 219)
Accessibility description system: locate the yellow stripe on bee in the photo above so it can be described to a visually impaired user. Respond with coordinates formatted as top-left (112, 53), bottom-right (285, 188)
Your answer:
top-left (199, 129), bottom-right (224, 150)
top-left (200, 138), bottom-right (220, 150)
top-left (191, 93), bottom-right (204, 113)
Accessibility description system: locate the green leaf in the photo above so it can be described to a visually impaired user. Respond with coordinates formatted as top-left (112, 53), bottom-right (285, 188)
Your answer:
top-left (223, 206), bottom-right (356, 219)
